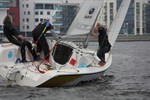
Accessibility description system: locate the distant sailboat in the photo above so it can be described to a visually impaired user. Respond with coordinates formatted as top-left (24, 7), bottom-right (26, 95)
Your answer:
top-left (0, 0), bottom-right (131, 87)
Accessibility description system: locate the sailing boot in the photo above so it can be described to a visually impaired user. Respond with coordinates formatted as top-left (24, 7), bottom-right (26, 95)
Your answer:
top-left (21, 47), bottom-right (27, 62)
top-left (31, 48), bottom-right (39, 61)
top-left (98, 61), bottom-right (106, 66)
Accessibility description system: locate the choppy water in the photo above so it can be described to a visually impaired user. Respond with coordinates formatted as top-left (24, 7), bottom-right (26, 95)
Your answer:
top-left (0, 41), bottom-right (150, 100)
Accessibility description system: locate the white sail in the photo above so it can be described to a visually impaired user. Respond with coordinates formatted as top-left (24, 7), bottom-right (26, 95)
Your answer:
top-left (108, 0), bottom-right (131, 47)
top-left (66, 0), bottom-right (104, 36)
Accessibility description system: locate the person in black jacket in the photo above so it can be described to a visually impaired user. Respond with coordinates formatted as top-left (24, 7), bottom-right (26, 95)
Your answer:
top-left (32, 19), bottom-right (54, 65)
top-left (92, 23), bottom-right (111, 66)
top-left (3, 15), bottom-right (38, 62)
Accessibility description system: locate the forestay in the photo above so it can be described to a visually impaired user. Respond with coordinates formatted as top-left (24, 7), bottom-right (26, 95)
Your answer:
top-left (66, 0), bottom-right (104, 36)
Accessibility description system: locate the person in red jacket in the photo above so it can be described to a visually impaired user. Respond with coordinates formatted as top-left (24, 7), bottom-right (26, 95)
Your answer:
top-left (3, 15), bottom-right (38, 62)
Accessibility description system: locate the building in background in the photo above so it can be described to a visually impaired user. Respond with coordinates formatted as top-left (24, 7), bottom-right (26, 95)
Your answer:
top-left (134, 0), bottom-right (150, 35)
top-left (59, 4), bottom-right (79, 34)
top-left (7, 0), bottom-right (19, 31)
top-left (19, 0), bottom-right (81, 36)
top-left (0, 0), bottom-right (17, 39)
top-left (98, 0), bottom-right (117, 28)
top-left (0, 0), bottom-right (10, 34)
top-left (0, 0), bottom-right (150, 38)
top-left (118, 0), bottom-right (150, 35)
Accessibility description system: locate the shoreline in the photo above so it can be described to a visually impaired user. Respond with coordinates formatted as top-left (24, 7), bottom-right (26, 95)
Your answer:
top-left (0, 34), bottom-right (150, 43)
top-left (58, 34), bottom-right (150, 42)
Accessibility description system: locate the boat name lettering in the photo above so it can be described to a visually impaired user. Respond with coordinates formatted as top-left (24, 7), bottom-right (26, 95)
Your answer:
top-left (84, 15), bottom-right (92, 19)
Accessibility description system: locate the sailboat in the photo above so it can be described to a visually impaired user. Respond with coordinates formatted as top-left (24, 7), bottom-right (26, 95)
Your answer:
top-left (0, 0), bottom-right (131, 87)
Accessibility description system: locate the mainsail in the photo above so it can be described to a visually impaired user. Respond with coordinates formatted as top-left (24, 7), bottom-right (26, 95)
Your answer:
top-left (66, 0), bottom-right (104, 36)
top-left (108, 0), bottom-right (131, 47)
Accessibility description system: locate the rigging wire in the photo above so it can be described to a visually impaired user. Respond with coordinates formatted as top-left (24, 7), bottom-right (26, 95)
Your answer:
top-left (36, 39), bottom-right (61, 71)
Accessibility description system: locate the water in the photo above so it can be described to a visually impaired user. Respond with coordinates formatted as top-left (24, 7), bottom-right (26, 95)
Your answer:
top-left (0, 41), bottom-right (150, 100)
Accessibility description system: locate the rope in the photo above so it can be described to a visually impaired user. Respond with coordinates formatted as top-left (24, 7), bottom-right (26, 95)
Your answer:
top-left (36, 39), bottom-right (61, 71)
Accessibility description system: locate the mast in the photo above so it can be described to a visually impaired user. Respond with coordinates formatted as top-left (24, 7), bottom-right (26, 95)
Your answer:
top-left (83, 0), bottom-right (105, 48)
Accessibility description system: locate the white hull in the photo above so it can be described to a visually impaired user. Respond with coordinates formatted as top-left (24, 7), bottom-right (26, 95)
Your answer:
top-left (0, 40), bottom-right (112, 87)
top-left (0, 0), bottom-right (114, 87)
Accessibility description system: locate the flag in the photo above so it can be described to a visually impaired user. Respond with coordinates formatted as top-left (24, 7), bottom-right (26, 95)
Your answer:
top-left (69, 58), bottom-right (76, 66)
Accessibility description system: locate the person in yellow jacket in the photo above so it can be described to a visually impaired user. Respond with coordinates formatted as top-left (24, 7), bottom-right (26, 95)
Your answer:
top-left (32, 19), bottom-right (53, 65)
